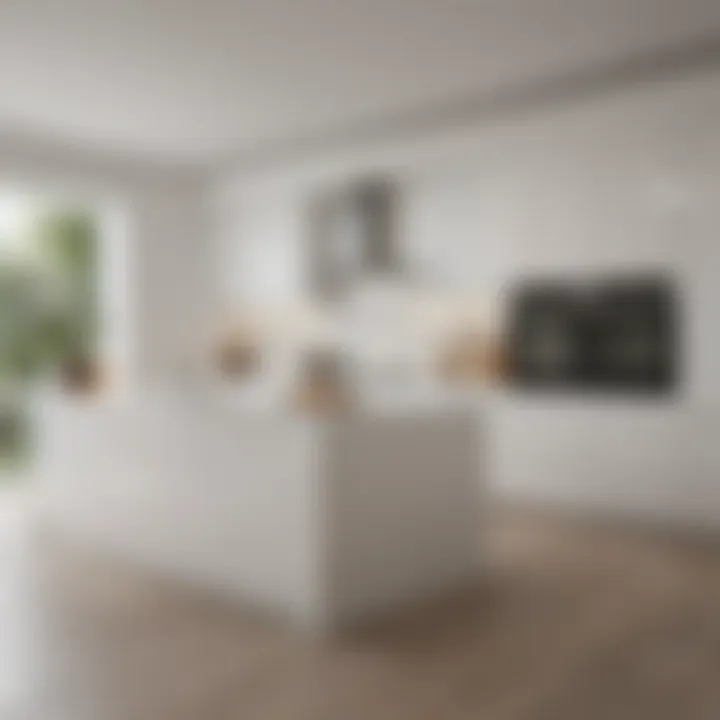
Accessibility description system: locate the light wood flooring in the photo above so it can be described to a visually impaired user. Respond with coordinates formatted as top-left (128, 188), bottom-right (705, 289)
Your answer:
top-left (3, 501), bottom-right (720, 719)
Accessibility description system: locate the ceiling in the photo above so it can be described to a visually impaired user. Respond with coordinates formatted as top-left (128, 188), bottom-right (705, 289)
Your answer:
top-left (1, 0), bottom-right (720, 164)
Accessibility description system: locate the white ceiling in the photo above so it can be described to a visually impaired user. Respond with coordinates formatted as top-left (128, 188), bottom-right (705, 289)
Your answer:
top-left (1, 0), bottom-right (720, 164)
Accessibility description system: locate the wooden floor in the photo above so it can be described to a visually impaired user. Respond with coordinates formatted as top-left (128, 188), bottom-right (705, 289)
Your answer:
top-left (4, 503), bottom-right (720, 719)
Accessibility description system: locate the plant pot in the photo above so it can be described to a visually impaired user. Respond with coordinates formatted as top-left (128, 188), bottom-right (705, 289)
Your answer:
top-left (61, 356), bottom-right (103, 394)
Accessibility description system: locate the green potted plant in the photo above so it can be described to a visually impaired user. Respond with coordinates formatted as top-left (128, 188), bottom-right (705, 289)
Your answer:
top-left (0, 206), bottom-right (99, 468)
top-left (32, 209), bottom-right (100, 393)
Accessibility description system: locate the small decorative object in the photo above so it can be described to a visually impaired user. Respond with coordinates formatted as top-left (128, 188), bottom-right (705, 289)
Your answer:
top-left (290, 348), bottom-right (352, 413)
top-left (483, 335), bottom-right (510, 382)
top-left (438, 331), bottom-right (507, 384)
top-left (60, 354), bottom-right (104, 394)
top-left (213, 318), bottom-right (262, 380)
top-left (215, 336), bottom-right (261, 379)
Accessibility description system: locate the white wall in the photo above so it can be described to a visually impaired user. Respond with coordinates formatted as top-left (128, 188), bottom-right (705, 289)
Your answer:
top-left (219, 65), bottom-right (720, 529)
top-left (399, 71), bottom-right (720, 527)
top-left (130, 185), bottom-right (215, 385)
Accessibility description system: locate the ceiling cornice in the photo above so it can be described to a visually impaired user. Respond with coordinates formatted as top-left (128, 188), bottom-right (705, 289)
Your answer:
top-left (214, 33), bottom-right (720, 179)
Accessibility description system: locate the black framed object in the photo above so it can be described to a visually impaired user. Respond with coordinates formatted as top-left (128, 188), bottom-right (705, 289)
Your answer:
top-left (508, 274), bottom-right (678, 394)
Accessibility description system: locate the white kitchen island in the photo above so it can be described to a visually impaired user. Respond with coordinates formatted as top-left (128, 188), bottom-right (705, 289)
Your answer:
top-left (36, 393), bottom-right (482, 631)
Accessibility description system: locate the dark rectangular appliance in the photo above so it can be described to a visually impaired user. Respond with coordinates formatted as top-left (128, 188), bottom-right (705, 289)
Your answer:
top-left (508, 274), bottom-right (678, 394)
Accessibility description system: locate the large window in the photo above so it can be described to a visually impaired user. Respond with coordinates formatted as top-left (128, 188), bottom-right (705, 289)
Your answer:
top-left (0, 191), bottom-right (100, 470)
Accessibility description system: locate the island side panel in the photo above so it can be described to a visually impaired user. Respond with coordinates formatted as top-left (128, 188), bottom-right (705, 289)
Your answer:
top-left (324, 411), bottom-right (482, 628)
